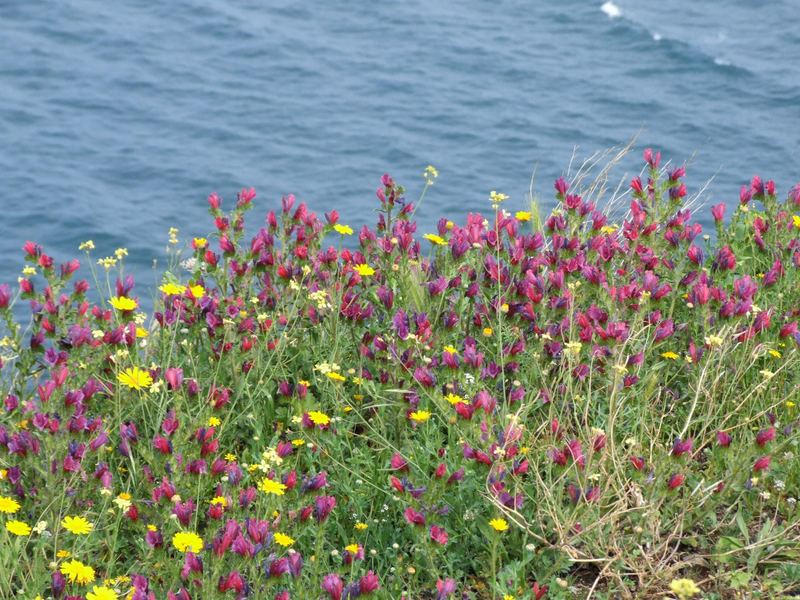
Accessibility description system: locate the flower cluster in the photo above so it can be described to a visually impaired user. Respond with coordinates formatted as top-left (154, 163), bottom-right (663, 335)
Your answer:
top-left (1, 151), bottom-right (799, 598)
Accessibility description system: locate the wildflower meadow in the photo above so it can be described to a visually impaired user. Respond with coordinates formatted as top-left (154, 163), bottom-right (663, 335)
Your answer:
top-left (1, 149), bottom-right (799, 599)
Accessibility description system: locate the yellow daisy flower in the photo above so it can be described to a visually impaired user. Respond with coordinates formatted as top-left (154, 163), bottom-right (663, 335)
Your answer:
top-left (109, 296), bottom-right (137, 311)
top-left (353, 264), bottom-right (375, 277)
top-left (409, 410), bottom-right (431, 423)
top-left (333, 224), bottom-right (354, 236)
top-left (0, 496), bottom-right (21, 514)
top-left (61, 515), bottom-right (94, 535)
top-left (159, 283), bottom-right (187, 296)
top-left (423, 233), bottom-right (446, 246)
top-left (258, 478), bottom-right (287, 496)
top-left (86, 585), bottom-right (118, 600)
top-left (5, 520), bottom-right (31, 536)
top-left (172, 531), bottom-right (204, 553)
top-left (273, 532), bottom-right (295, 547)
top-left (489, 518), bottom-right (509, 532)
top-left (307, 411), bottom-right (330, 426)
top-left (60, 559), bottom-right (96, 585)
top-left (117, 367), bottom-right (153, 391)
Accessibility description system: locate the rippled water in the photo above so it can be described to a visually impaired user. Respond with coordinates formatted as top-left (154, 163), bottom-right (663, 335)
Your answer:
top-left (1, 0), bottom-right (799, 288)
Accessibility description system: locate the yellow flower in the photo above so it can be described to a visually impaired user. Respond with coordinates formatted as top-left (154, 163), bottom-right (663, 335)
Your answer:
top-left (146, 524), bottom-right (158, 532)
top-left (443, 345), bottom-right (458, 354)
top-left (489, 518), bottom-right (509, 532)
top-left (159, 283), bottom-right (187, 296)
top-left (114, 248), bottom-right (128, 260)
top-left (5, 520), bottom-right (31, 536)
top-left (600, 225), bottom-right (618, 234)
top-left (210, 496), bottom-right (228, 507)
top-left (661, 351), bottom-right (679, 360)
top-left (117, 367), bottom-right (153, 391)
top-left (207, 416), bottom-right (221, 427)
top-left (79, 240), bottom-right (95, 251)
top-left (409, 410), bottom-right (431, 423)
top-left (60, 559), bottom-right (96, 585)
top-left (56, 549), bottom-right (72, 558)
top-left (325, 372), bottom-right (346, 382)
top-left (768, 349), bottom-right (782, 358)
top-left (423, 233), bottom-right (447, 246)
top-left (193, 237), bottom-right (208, 248)
top-left (98, 257), bottom-right (118, 270)
top-left (354, 522), bottom-right (368, 531)
top-left (333, 224), bottom-right (354, 236)
top-left (61, 515), bottom-right (94, 535)
top-left (172, 531), bottom-right (204, 553)
top-left (793, 215), bottom-right (800, 229)
top-left (445, 393), bottom-right (466, 405)
top-left (291, 439), bottom-right (305, 447)
top-left (504, 596), bottom-right (515, 600)
top-left (135, 327), bottom-right (148, 338)
top-left (482, 327), bottom-right (493, 337)
top-left (564, 341), bottom-right (582, 355)
top-left (307, 411), bottom-right (331, 426)
top-left (189, 285), bottom-right (205, 299)
top-left (489, 190), bottom-right (509, 207)
top-left (258, 478), bottom-right (287, 496)
top-left (669, 578), bottom-right (700, 599)
top-left (515, 211), bottom-right (531, 222)
top-left (0, 496), bottom-right (21, 514)
top-left (113, 494), bottom-right (132, 510)
top-left (423, 165), bottom-right (439, 184)
top-left (86, 585), bottom-right (118, 600)
top-left (354, 264), bottom-right (375, 277)
top-left (109, 296), bottom-right (137, 311)
top-left (344, 543), bottom-right (360, 554)
top-left (273, 532), bottom-right (295, 547)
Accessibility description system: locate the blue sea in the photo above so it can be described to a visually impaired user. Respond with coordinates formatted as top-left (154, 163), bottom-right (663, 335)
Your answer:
top-left (1, 0), bottom-right (799, 290)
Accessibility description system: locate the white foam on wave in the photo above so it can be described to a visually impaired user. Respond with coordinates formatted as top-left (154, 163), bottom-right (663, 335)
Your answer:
top-left (652, 32), bottom-right (662, 42)
top-left (714, 57), bottom-right (731, 66)
top-left (601, 1), bottom-right (621, 18)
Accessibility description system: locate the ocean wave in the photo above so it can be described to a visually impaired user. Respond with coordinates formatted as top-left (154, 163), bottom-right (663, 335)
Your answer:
top-left (600, 1), bottom-right (622, 19)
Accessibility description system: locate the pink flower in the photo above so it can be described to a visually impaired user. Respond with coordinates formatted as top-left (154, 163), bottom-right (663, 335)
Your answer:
top-left (672, 437), bottom-right (693, 458)
top-left (687, 245), bottom-right (704, 265)
top-left (436, 578), bottom-right (457, 599)
top-left (403, 507), bottom-right (425, 526)
top-left (755, 427), bottom-right (775, 447)
top-left (753, 455), bottom-right (771, 472)
top-left (554, 177), bottom-right (569, 197)
top-left (532, 582), bottom-right (549, 599)
top-left (321, 574), bottom-right (343, 600)
top-left (643, 148), bottom-right (661, 169)
top-left (390, 453), bottom-right (409, 471)
top-left (667, 473), bottom-right (685, 490)
top-left (629, 456), bottom-right (645, 472)
top-left (430, 525), bottom-right (448, 545)
top-left (217, 571), bottom-right (245, 594)
top-left (359, 571), bottom-right (380, 594)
